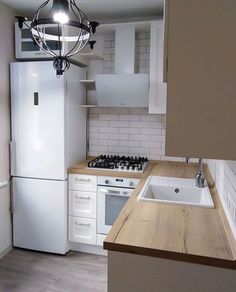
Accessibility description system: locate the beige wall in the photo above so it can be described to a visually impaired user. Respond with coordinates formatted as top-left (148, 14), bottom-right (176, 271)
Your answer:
top-left (108, 251), bottom-right (236, 292)
top-left (0, 2), bottom-right (17, 256)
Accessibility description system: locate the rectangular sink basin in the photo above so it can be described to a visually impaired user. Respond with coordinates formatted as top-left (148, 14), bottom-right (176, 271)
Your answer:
top-left (138, 176), bottom-right (214, 208)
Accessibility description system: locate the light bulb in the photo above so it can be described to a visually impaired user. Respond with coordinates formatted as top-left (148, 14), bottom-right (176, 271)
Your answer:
top-left (52, 0), bottom-right (69, 24)
top-left (53, 11), bottom-right (69, 24)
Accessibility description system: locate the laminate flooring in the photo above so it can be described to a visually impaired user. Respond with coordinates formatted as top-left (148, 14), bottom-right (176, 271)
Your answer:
top-left (0, 249), bottom-right (107, 292)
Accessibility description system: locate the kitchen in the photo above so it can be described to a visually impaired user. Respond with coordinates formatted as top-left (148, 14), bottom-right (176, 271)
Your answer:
top-left (0, 0), bottom-right (236, 291)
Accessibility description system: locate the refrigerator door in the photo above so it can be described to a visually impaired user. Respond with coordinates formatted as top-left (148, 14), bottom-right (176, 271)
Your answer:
top-left (11, 61), bottom-right (66, 180)
top-left (13, 177), bottom-right (68, 254)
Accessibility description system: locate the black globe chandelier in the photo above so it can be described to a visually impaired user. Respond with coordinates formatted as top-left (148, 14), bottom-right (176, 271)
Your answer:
top-left (17, 0), bottom-right (99, 75)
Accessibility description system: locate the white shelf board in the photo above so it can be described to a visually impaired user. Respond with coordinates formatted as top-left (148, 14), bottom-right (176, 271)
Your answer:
top-left (80, 80), bottom-right (96, 90)
top-left (79, 105), bottom-right (98, 108)
top-left (79, 52), bottom-right (104, 61)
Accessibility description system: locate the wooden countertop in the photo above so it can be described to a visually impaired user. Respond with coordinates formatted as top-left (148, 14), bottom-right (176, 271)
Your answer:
top-left (104, 162), bottom-right (236, 269)
top-left (68, 159), bottom-right (236, 269)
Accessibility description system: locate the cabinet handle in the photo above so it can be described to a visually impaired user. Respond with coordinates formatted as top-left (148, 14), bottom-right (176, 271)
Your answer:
top-left (75, 195), bottom-right (91, 200)
top-left (75, 178), bottom-right (91, 183)
top-left (75, 222), bottom-right (91, 226)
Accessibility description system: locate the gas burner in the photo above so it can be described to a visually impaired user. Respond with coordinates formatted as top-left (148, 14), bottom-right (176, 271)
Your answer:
top-left (88, 155), bottom-right (149, 173)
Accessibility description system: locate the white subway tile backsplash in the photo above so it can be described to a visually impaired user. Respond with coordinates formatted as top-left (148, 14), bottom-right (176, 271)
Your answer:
top-left (150, 148), bottom-right (165, 155)
top-left (207, 160), bottom-right (236, 239)
top-left (108, 134), bottom-right (129, 141)
top-left (140, 128), bottom-right (162, 135)
top-left (151, 122), bottom-right (165, 129)
top-left (89, 120), bottom-right (108, 127)
top-left (99, 127), bottom-right (119, 134)
top-left (119, 115), bottom-right (140, 121)
top-left (89, 145), bottom-right (108, 152)
top-left (129, 148), bottom-right (150, 155)
top-left (140, 115), bottom-right (162, 122)
top-left (140, 141), bottom-right (161, 149)
top-left (129, 134), bottom-right (150, 141)
top-left (119, 140), bottom-right (139, 147)
top-left (89, 127), bottom-right (98, 133)
top-left (150, 135), bottom-right (165, 142)
top-left (129, 121), bottom-right (150, 128)
top-left (99, 114), bottom-right (119, 121)
top-left (109, 121), bottom-right (128, 128)
top-left (119, 128), bottom-right (139, 134)
top-left (100, 140), bottom-right (118, 146)
top-left (108, 146), bottom-right (129, 154)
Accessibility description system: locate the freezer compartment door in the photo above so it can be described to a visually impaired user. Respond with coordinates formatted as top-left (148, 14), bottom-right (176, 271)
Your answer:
top-left (10, 61), bottom-right (66, 180)
top-left (13, 177), bottom-right (68, 254)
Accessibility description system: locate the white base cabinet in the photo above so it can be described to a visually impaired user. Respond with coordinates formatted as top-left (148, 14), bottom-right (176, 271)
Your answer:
top-left (69, 216), bottom-right (96, 245)
top-left (69, 174), bottom-right (100, 248)
top-left (69, 190), bottom-right (96, 218)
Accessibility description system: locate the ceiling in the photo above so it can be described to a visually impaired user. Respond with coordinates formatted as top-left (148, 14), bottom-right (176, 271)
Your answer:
top-left (1, 0), bottom-right (164, 20)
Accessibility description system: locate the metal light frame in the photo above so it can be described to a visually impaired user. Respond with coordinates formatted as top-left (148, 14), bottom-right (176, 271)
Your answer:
top-left (17, 0), bottom-right (99, 75)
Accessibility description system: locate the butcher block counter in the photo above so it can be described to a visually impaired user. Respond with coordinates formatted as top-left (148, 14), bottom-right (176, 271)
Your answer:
top-left (103, 161), bottom-right (236, 270)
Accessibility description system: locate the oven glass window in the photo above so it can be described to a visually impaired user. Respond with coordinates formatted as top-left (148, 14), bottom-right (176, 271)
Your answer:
top-left (105, 195), bottom-right (128, 226)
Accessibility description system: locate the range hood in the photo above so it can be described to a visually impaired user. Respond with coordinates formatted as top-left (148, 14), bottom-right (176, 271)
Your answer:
top-left (95, 26), bottom-right (149, 107)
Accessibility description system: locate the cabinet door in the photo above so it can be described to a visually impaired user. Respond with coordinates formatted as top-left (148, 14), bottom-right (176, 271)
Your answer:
top-left (149, 20), bottom-right (167, 114)
top-left (69, 174), bottom-right (97, 192)
top-left (165, 0), bottom-right (236, 160)
top-left (69, 191), bottom-right (96, 218)
top-left (69, 216), bottom-right (96, 245)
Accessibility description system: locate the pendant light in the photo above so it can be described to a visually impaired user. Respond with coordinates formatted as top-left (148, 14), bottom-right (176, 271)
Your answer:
top-left (17, 0), bottom-right (99, 76)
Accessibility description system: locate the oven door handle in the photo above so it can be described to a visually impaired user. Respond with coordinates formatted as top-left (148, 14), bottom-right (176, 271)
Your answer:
top-left (99, 188), bottom-right (131, 197)
top-left (99, 188), bottom-right (120, 195)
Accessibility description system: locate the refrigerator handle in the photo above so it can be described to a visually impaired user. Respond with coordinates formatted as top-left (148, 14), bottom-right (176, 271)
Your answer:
top-left (9, 141), bottom-right (14, 176)
top-left (10, 177), bottom-right (14, 214)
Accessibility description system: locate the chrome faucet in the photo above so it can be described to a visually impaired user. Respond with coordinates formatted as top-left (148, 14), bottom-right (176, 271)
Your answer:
top-left (195, 158), bottom-right (205, 188)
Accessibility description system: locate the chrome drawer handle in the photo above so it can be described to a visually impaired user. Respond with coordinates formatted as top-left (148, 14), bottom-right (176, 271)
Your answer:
top-left (75, 178), bottom-right (91, 183)
top-left (75, 195), bottom-right (91, 200)
top-left (75, 222), bottom-right (90, 226)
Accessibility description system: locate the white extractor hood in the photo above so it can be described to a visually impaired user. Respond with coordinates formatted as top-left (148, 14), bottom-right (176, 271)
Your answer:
top-left (95, 26), bottom-right (149, 107)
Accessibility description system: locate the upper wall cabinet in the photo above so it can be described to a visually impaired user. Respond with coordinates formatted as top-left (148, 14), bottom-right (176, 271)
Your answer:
top-left (149, 21), bottom-right (166, 114)
top-left (164, 0), bottom-right (236, 160)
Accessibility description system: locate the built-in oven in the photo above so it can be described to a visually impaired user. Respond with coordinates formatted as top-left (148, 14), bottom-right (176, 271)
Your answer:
top-left (97, 176), bottom-right (140, 235)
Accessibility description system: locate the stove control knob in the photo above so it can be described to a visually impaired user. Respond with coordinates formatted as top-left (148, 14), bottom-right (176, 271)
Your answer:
top-left (105, 180), bottom-right (110, 185)
top-left (129, 181), bottom-right (134, 187)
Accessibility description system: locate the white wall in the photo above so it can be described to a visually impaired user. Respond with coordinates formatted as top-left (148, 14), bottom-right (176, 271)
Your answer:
top-left (0, 2), bottom-right (17, 256)
top-left (207, 160), bottom-right (236, 240)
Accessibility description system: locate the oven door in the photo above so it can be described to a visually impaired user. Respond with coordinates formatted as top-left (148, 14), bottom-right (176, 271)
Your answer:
top-left (97, 186), bottom-right (133, 235)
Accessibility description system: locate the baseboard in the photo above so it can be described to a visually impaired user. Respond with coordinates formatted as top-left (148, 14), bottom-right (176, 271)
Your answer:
top-left (0, 246), bottom-right (12, 260)
top-left (70, 242), bottom-right (107, 256)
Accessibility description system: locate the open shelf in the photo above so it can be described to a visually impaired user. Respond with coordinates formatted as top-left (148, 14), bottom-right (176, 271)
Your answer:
top-left (79, 104), bottom-right (98, 108)
top-left (79, 52), bottom-right (104, 62)
top-left (80, 80), bottom-right (96, 90)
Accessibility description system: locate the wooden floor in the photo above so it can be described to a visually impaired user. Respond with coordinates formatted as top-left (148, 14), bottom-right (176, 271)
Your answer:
top-left (0, 249), bottom-right (107, 292)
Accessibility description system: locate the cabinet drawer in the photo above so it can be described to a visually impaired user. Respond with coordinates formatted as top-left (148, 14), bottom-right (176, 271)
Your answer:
top-left (69, 191), bottom-right (96, 218)
top-left (69, 174), bottom-right (97, 192)
top-left (69, 217), bottom-right (96, 245)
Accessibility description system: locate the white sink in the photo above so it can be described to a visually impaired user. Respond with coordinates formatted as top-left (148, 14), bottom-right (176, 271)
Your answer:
top-left (138, 176), bottom-right (214, 208)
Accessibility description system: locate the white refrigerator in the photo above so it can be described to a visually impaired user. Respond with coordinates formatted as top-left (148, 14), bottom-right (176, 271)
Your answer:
top-left (10, 61), bottom-right (86, 254)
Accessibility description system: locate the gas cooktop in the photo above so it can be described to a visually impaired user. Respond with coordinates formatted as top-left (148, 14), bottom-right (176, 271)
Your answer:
top-left (88, 155), bottom-right (149, 173)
